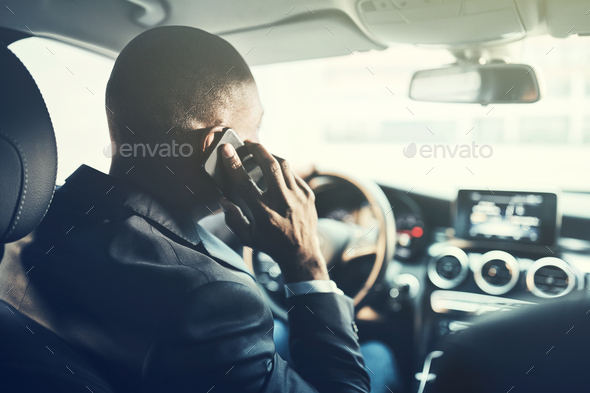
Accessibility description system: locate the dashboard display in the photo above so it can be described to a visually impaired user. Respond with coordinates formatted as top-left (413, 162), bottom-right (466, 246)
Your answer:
top-left (455, 190), bottom-right (558, 245)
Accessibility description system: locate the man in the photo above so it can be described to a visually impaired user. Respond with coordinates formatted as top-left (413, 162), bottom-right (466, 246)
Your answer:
top-left (0, 26), bottom-right (396, 392)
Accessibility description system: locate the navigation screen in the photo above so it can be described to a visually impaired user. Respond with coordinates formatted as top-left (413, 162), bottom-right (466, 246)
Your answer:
top-left (455, 190), bottom-right (558, 245)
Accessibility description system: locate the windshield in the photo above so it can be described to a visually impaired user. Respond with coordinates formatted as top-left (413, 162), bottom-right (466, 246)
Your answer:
top-left (252, 34), bottom-right (590, 194)
top-left (10, 34), bottom-right (590, 193)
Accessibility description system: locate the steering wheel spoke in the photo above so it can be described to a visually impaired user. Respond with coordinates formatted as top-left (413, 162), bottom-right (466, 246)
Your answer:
top-left (341, 225), bottom-right (379, 262)
top-left (342, 242), bottom-right (378, 262)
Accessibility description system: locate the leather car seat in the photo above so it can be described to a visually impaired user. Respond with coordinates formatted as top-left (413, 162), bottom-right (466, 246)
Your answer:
top-left (431, 292), bottom-right (590, 392)
top-left (0, 41), bottom-right (115, 393)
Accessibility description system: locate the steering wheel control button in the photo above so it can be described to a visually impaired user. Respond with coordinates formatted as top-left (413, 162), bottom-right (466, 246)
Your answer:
top-left (428, 246), bottom-right (469, 289)
top-left (474, 250), bottom-right (519, 295)
top-left (526, 257), bottom-right (577, 298)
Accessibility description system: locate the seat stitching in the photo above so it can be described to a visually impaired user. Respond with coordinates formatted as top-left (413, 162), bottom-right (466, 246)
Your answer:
top-left (0, 131), bottom-right (28, 239)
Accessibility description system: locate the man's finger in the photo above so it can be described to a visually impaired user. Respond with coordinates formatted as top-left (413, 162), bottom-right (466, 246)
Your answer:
top-left (244, 141), bottom-right (287, 194)
top-left (221, 144), bottom-right (262, 203)
top-left (219, 198), bottom-right (253, 246)
top-left (273, 155), bottom-right (296, 190)
top-left (293, 173), bottom-right (314, 197)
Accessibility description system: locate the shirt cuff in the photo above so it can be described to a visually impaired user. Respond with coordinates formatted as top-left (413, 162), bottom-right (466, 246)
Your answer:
top-left (284, 280), bottom-right (344, 298)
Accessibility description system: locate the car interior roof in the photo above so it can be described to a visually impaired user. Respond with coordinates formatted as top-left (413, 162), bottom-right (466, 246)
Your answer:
top-left (1, 0), bottom-right (384, 62)
top-left (2, 0), bottom-right (584, 65)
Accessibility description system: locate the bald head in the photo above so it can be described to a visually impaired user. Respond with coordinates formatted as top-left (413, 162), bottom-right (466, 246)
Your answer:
top-left (106, 26), bottom-right (260, 145)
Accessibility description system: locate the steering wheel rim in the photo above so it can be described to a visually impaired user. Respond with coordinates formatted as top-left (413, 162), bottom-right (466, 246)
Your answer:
top-left (243, 171), bottom-right (396, 319)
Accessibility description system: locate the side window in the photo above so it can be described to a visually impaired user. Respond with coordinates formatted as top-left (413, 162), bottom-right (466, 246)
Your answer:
top-left (9, 37), bottom-right (114, 184)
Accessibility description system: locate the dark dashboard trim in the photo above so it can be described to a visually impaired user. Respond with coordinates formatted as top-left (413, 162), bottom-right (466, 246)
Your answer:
top-left (561, 215), bottom-right (590, 241)
top-left (378, 184), bottom-right (590, 243)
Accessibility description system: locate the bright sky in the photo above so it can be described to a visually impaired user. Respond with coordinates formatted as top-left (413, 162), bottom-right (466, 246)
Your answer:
top-left (10, 34), bottom-right (590, 194)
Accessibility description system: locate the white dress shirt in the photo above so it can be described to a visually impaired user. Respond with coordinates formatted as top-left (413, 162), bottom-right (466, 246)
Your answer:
top-left (284, 280), bottom-right (344, 298)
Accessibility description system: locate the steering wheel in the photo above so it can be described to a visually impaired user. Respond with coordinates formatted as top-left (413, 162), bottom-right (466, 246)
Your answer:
top-left (243, 171), bottom-right (396, 320)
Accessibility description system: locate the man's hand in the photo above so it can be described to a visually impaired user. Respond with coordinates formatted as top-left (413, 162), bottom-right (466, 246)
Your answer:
top-left (219, 141), bottom-right (328, 283)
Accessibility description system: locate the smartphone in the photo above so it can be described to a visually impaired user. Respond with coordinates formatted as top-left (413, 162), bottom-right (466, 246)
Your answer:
top-left (202, 128), bottom-right (266, 221)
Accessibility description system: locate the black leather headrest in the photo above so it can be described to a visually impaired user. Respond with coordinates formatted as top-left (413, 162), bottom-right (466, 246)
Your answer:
top-left (0, 44), bottom-right (57, 243)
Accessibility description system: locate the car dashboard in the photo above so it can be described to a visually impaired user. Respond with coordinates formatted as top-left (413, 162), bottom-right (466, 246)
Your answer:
top-left (372, 184), bottom-right (590, 387)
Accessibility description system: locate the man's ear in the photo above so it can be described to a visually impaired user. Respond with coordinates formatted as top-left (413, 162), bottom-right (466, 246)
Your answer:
top-left (200, 126), bottom-right (226, 154)
top-left (202, 131), bottom-right (215, 153)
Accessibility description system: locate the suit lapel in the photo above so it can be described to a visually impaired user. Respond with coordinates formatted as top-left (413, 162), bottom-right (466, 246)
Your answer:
top-left (195, 224), bottom-right (255, 280)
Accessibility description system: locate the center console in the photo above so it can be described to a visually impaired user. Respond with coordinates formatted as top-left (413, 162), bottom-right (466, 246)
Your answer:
top-left (417, 188), bottom-right (585, 386)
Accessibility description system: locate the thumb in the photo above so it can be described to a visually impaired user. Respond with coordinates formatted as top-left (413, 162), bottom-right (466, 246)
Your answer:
top-left (219, 198), bottom-right (253, 246)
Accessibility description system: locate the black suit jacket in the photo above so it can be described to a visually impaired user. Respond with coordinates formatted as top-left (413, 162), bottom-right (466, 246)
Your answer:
top-left (0, 165), bottom-right (370, 393)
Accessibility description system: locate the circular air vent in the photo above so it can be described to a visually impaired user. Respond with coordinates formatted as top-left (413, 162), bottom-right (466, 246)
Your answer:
top-left (474, 251), bottom-right (519, 295)
top-left (526, 257), bottom-right (576, 298)
top-left (428, 247), bottom-right (469, 289)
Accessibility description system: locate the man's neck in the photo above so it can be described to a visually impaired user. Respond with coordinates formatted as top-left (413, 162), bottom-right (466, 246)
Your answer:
top-left (109, 158), bottom-right (221, 222)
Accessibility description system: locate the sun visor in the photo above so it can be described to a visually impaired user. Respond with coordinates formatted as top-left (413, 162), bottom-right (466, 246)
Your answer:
top-left (546, 0), bottom-right (590, 38)
top-left (357, 0), bottom-right (525, 46)
top-left (221, 10), bottom-right (385, 66)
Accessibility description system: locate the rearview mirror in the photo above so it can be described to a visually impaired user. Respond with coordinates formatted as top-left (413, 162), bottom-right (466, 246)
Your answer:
top-left (409, 63), bottom-right (541, 105)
